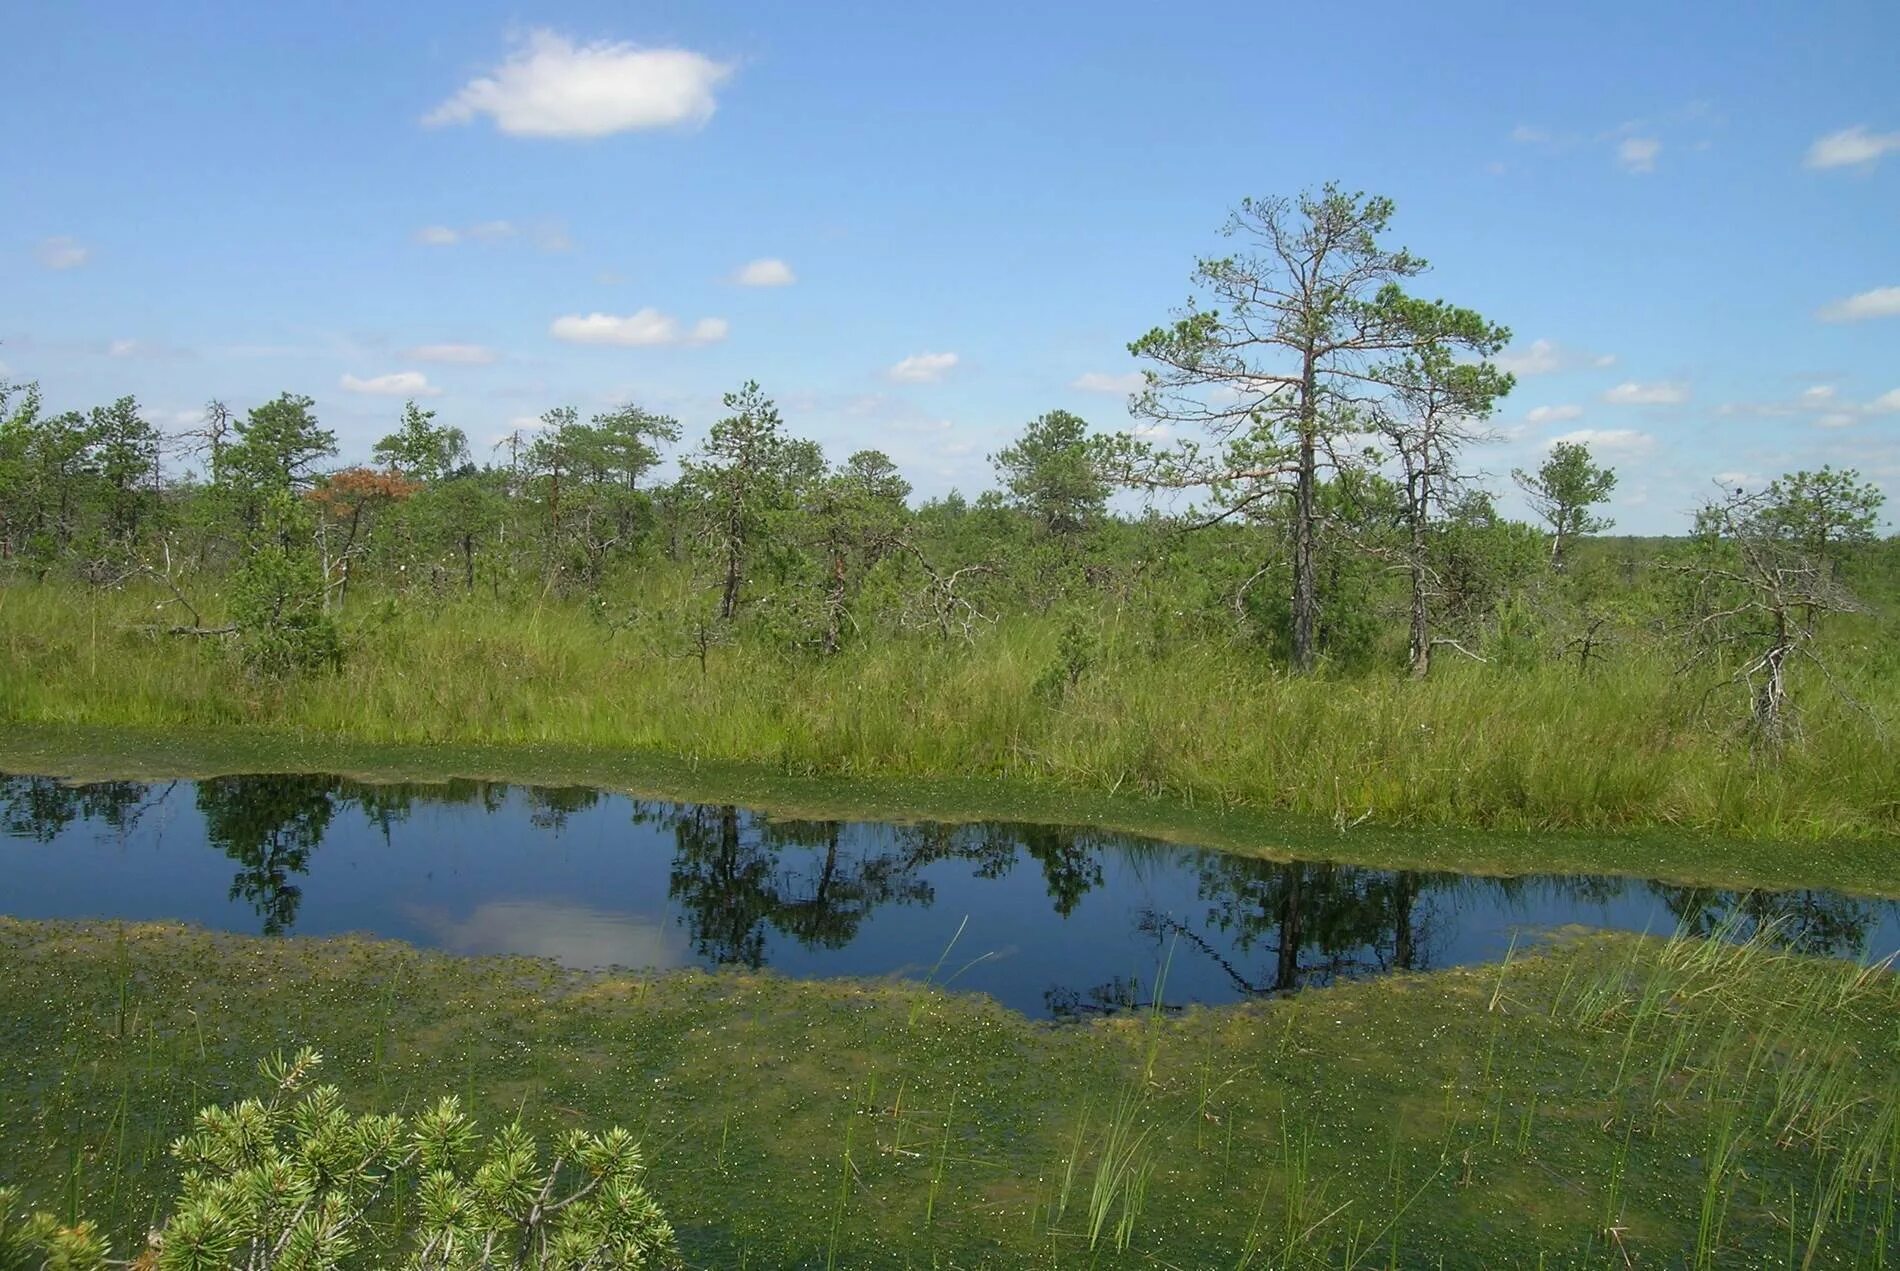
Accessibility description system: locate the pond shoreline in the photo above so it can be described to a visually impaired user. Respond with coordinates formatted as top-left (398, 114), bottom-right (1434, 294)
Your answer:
top-left (3, 722), bottom-right (1897, 899)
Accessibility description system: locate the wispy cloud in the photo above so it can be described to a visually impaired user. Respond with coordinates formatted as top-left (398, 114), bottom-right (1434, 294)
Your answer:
top-left (1602, 381), bottom-right (1689, 406)
top-left (888, 352), bottom-right (959, 383)
top-left (550, 310), bottom-right (728, 347)
top-left (105, 338), bottom-right (189, 359)
top-left (424, 30), bottom-right (734, 138)
top-left (732, 258), bottom-right (796, 287)
top-left (1495, 339), bottom-right (1615, 376)
top-left (1070, 371), bottom-right (1144, 394)
top-left (1718, 383), bottom-right (1899, 430)
top-left (1817, 286), bottom-right (1900, 323)
top-left (341, 371), bottom-right (441, 397)
top-left (413, 220), bottom-right (568, 251)
top-left (1616, 137), bottom-right (1661, 173)
top-left (1804, 125), bottom-right (1900, 170)
top-left (35, 236), bottom-right (89, 270)
top-left (407, 343), bottom-right (499, 365)
top-left (1550, 427), bottom-right (1656, 455)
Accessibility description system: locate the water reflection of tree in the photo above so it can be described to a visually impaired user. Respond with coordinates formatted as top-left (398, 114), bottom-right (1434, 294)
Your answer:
top-left (16, 772), bottom-right (1892, 1003)
top-left (666, 809), bottom-right (946, 967)
top-left (1651, 884), bottom-right (1879, 958)
top-left (0, 775), bottom-right (171, 840)
top-left (526, 786), bottom-right (602, 832)
top-left (1119, 860), bottom-right (1454, 1006)
top-left (667, 806), bottom-right (775, 966)
top-left (196, 776), bottom-right (342, 935)
top-left (763, 819), bottom-right (934, 949)
top-left (1017, 826), bottom-right (1106, 918)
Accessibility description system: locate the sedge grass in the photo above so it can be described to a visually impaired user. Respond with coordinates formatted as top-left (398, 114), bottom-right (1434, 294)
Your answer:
top-left (1, 917), bottom-right (1894, 1265)
top-left (2, 581), bottom-right (1897, 841)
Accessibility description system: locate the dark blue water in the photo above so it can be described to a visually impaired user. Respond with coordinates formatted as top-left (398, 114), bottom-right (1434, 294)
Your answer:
top-left (2, 774), bottom-right (1894, 1017)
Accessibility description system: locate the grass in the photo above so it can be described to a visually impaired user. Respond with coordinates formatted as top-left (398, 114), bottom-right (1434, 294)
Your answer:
top-left (0, 916), bottom-right (1895, 1266)
top-left (2, 582), bottom-right (1899, 851)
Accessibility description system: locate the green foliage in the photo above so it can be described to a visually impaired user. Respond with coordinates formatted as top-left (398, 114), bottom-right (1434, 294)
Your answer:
top-left (372, 402), bottom-right (468, 484)
top-left (1513, 441), bottom-right (1617, 570)
top-left (991, 410), bottom-right (1111, 538)
top-left (679, 381), bottom-right (822, 621)
top-left (1124, 185), bottom-right (1515, 670)
top-left (1756, 466), bottom-right (1884, 561)
top-left (231, 494), bottom-right (341, 676)
top-left (0, 1048), bottom-right (677, 1269)
top-left (224, 394), bottom-right (337, 497)
top-left (1034, 609), bottom-right (1098, 700)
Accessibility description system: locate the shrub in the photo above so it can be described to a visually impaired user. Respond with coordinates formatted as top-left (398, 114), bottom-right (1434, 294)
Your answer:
top-left (0, 1049), bottom-right (678, 1269)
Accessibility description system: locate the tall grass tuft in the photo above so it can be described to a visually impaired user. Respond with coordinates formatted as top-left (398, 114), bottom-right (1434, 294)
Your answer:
top-left (3, 581), bottom-right (1897, 837)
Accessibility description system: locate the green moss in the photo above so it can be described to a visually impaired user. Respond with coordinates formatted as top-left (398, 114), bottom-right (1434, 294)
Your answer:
top-left (0, 918), bottom-right (1894, 1266)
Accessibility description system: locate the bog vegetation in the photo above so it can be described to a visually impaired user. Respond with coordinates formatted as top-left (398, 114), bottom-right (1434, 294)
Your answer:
top-left (2, 920), bottom-right (1897, 1267)
top-left (1, 187), bottom-right (1895, 836)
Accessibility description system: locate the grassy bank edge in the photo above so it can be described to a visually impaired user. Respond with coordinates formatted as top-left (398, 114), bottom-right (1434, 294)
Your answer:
top-left (3, 722), bottom-right (1895, 899)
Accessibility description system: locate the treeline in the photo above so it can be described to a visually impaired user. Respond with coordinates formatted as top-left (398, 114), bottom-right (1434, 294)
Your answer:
top-left (0, 187), bottom-right (1891, 745)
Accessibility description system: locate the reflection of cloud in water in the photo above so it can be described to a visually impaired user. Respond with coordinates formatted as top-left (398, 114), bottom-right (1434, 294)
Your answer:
top-left (409, 901), bottom-right (685, 970)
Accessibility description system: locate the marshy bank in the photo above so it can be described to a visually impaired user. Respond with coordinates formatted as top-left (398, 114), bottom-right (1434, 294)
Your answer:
top-left (3, 723), bottom-right (1899, 900)
top-left (0, 917), bottom-right (1895, 1266)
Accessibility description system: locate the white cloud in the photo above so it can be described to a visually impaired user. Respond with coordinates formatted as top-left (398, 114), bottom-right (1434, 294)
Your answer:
top-left (1510, 124), bottom-right (1552, 144)
top-left (1617, 137), bottom-right (1661, 173)
top-left (1497, 339), bottom-right (1562, 376)
top-left (1719, 383), bottom-right (1897, 427)
top-left (424, 30), bottom-right (734, 138)
top-left (410, 900), bottom-right (684, 970)
top-left (104, 338), bottom-right (187, 359)
top-left (1495, 339), bottom-right (1613, 377)
top-left (415, 220), bottom-right (518, 247)
top-left (1071, 371), bottom-right (1145, 394)
top-left (1602, 381), bottom-right (1689, 406)
top-left (1818, 286), bottom-right (1900, 323)
top-left (888, 352), bottom-right (959, 383)
top-left (340, 371), bottom-right (442, 397)
top-left (1550, 427), bottom-right (1656, 456)
top-left (408, 343), bottom-right (499, 365)
top-left (733, 257), bottom-right (795, 287)
top-left (549, 309), bottom-right (728, 347)
top-left (36, 236), bottom-right (89, 270)
top-left (1804, 125), bottom-right (1900, 170)
top-left (1523, 404), bottom-right (1584, 425)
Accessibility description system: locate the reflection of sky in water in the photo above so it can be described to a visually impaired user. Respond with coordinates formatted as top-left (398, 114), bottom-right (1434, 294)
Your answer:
top-left (2, 773), bottom-right (1895, 1018)
top-left (407, 901), bottom-right (687, 970)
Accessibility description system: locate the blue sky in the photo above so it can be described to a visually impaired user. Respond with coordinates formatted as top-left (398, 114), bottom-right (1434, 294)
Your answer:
top-left (4, 0), bottom-right (1896, 532)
